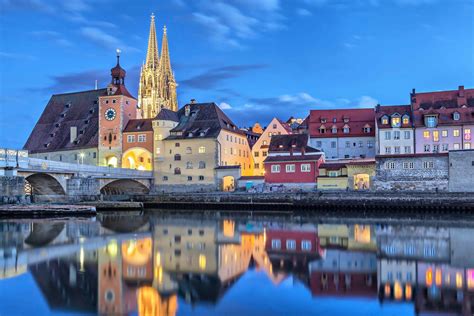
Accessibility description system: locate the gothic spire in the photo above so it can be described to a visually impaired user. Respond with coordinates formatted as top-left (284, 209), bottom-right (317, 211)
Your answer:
top-left (159, 25), bottom-right (174, 81)
top-left (145, 13), bottom-right (159, 69)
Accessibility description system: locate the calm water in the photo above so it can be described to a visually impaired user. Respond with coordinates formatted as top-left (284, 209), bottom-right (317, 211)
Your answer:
top-left (1, 212), bottom-right (473, 316)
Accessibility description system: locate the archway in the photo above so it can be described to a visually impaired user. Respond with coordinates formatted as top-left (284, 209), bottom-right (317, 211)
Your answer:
top-left (100, 179), bottom-right (150, 195)
top-left (106, 155), bottom-right (118, 168)
top-left (354, 174), bottom-right (370, 190)
top-left (25, 173), bottom-right (66, 195)
top-left (24, 223), bottom-right (65, 247)
top-left (222, 176), bottom-right (235, 192)
top-left (122, 148), bottom-right (152, 171)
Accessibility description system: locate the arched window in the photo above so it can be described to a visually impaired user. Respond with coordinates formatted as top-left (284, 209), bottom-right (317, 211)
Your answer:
top-left (381, 115), bottom-right (389, 125)
top-left (186, 162), bottom-right (193, 169)
top-left (402, 114), bottom-right (410, 125)
top-left (391, 114), bottom-right (401, 128)
top-left (186, 147), bottom-right (192, 154)
top-left (174, 167), bottom-right (181, 175)
top-left (199, 161), bottom-right (206, 169)
top-left (174, 154), bottom-right (181, 161)
top-left (453, 112), bottom-right (460, 121)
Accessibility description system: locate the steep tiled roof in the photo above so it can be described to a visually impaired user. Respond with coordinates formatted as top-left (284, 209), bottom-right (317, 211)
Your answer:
top-left (123, 118), bottom-right (153, 133)
top-left (309, 108), bottom-right (375, 138)
top-left (375, 105), bottom-right (412, 129)
top-left (155, 108), bottom-right (179, 122)
top-left (277, 118), bottom-right (293, 134)
top-left (268, 134), bottom-right (319, 153)
top-left (113, 85), bottom-right (135, 99)
top-left (24, 89), bottom-right (108, 154)
top-left (264, 154), bottom-right (323, 163)
top-left (166, 102), bottom-right (244, 140)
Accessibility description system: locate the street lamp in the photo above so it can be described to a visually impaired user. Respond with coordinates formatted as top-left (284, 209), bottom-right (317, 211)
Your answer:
top-left (79, 152), bottom-right (85, 165)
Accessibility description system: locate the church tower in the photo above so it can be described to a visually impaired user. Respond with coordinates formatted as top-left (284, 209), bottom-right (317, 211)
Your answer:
top-left (138, 14), bottom-right (178, 119)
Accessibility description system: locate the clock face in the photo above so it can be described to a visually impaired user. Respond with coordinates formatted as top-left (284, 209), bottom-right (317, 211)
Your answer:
top-left (105, 108), bottom-right (116, 121)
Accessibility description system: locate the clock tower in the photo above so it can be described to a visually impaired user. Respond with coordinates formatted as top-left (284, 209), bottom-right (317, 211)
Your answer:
top-left (98, 50), bottom-right (138, 167)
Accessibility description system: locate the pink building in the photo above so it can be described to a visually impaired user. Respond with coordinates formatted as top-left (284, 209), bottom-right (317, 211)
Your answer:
top-left (412, 86), bottom-right (474, 153)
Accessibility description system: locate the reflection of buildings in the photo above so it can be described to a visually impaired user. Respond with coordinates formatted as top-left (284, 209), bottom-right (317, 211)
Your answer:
top-left (310, 250), bottom-right (377, 298)
top-left (317, 224), bottom-right (376, 251)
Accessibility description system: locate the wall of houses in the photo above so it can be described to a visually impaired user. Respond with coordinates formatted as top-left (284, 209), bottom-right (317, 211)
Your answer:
top-left (415, 126), bottom-right (474, 153)
top-left (217, 130), bottom-right (253, 176)
top-left (374, 155), bottom-right (449, 191)
top-left (377, 128), bottom-right (414, 155)
top-left (309, 136), bottom-right (375, 160)
top-left (448, 150), bottom-right (474, 192)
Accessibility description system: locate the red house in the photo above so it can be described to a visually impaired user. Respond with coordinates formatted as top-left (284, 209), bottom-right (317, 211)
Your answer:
top-left (263, 134), bottom-right (324, 189)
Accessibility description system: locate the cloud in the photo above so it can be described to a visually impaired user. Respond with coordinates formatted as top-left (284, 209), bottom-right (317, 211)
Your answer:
top-left (358, 95), bottom-right (379, 107)
top-left (30, 30), bottom-right (73, 47)
top-left (219, 102), bottom-right (233, 109)
top-left (80, 27), bottom-right (139, 53)
top-left (0, 51), bottom-right (37, 60)
top-left (0, 0), bottom-right (55, 13)
top-left (296, 8), bottom-right (312, 16)
top-left (181, 64), bottom-right (268, 89)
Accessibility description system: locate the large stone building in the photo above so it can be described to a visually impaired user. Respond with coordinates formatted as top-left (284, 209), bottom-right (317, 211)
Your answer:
top-left (448, 149), bottom-right (474, 192)
top-left (138, 14), bottom-right (178, 118)
top-left (375, 105), bottom-right (414, 156)
top-left (412, 86), bottom-right (474, 153)
top-left (308, 109), bottom-right (376, 160)
top-left (154, 102), bottom-right (253, 192)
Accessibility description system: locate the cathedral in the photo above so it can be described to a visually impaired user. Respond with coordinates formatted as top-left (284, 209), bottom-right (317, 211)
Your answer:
top-left (138, 14), bottom-right (178, 118)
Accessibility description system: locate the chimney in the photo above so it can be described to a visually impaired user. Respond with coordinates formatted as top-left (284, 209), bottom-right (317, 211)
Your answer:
top-left (457, 85), bottom-right (466, 106)
top-left (185, 104), bottom-right (191, 116)
top-left (375, 104), bottom-right (380, 113)
top-left (190, 99), bottom-right (197, 104)
top-left (411, 88), bottom-right (416, 95)
top-left (70, 126), bottom-right (77, 143)
top-left (459, 85), bottom-right (465, 97)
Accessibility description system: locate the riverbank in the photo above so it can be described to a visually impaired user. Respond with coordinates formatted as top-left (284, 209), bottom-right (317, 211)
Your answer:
top-left (0, 204), bottom-right (96, 218)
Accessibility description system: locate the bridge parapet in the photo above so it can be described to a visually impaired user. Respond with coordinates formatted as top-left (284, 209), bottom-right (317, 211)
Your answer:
top-left (0, 149), bottom-right (28, 176)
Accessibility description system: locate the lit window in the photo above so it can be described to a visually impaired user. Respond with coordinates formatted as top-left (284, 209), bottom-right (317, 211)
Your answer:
top-left (199, 146), bottom-right (206, 153)
top-left (433, 130), bottom-right (439, 142)
top-left (271, 239), bottom-right (281, 249)
top-left (454, 143), bottom-right (460, 150)
top-left (453, 129), bottom-right (460, 137)
top-left (138, 134), bottom-right (146, 142)
top-left (381, 116), bottom-right (389, 125)
top-left (271, 165), bottom-right (281, 173)
top-left (391, 116), bottom-right (401, 128)
top-left (426, 268), bottom-right (433, 286)
top-left (465, 128), bottom-right (471, 141)
top-left (156, 147), bottom-right (161, 154)
top-left (442, 130), bottom-right (448, 137)
top-left (402, 115), bottom-right (410, 125)
top-left (301, 164), bottom-right (311, 172)
top-left (456, 272), bottom-right (463, 288)
top-left (199, 254), bottom-right (206, 270)
top-left (465, 143), bottom-right (472, 149)
top-left (286, 239), bottom-right (296, 250)
top-left (423, 131), bottom-right (430, 139)
top-left (286, 164), bottom-right (295, 173)
top-left (301, 240), bottom-right (312, 251)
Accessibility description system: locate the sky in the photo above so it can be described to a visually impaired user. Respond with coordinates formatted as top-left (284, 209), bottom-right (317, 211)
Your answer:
top-left (0, 0), bottom-right (473, 149)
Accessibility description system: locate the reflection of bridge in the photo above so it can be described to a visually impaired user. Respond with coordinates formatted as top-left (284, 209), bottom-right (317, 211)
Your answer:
top-left (0, 148), bottom-right (153, 196)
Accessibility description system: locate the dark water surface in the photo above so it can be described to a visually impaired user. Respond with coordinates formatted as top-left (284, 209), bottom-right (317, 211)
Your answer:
top-left (1, 211), bottom-right (473, 316)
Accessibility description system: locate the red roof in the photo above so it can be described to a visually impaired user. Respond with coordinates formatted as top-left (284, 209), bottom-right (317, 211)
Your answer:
top-left (264, 154), bottom-right (323, 163)
top-left (375, 105), bottom-right (412, 129)
top-left (309, 108), bottom-right (375, 138)
top-left (123, 119), bottom-right (154, 133)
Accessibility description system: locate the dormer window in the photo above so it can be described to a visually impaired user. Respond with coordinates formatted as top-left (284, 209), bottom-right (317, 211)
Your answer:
top-left (363, 126), bottom-right (371, 133)
top-left (453, 112), bottom-right (460, 121)
top-left (333, 118), bottom-right (337, 123)
top-left (332, 126), bottom-right (337, 134)
top-left (402, 115), bottom-right (410, 125)
top-left (321, 118), bottom-right (327, 123)
top-left (319, 126), bottom-right (326, 134)
top-left (279, 145), bottom-right (284, 148)
top-left (381, 116), bottom-right (389, 125)
top-left (391, 114), bottom-right (401, 128)
top-left (343, 118), bottom-right (349, 123)
top-left (343, 125), bottom-right (350, 134)
top-left (424, 115), bottom-right (438, 128)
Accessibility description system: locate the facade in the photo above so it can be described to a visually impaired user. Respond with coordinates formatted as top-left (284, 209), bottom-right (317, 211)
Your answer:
top-left (308, 109), bottom-right (376, 159)
top-left (317, 159), bottom-right (375, 190)
top-left (122, 119), bottom-right (154, 170)
top-left (374, 153), bottom-right (449, 191)
top-left (263, 134), bottom-right (324, 189)
top-left (448, 149), bottom-right (474, 192)
top-left (412, 86), bottom-right (474, 154)
top-left (138, 15), bottom-right (178, 118)
top-left (375, 105), bottom-right (414, 155)
top-left (154, 102), bottom-right (252, 192)
top-left (251, 118), bottom-right (292, 176)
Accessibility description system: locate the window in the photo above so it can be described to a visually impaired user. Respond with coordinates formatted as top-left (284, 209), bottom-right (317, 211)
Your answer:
top-left (174, 167), bottom-right (181, 174)
top-left (127, 135), bottom-right (135, 143)
top-left (286, 239), bottom-right (296, 250)
top-left (433, 130), bottom-right (439, 142)
top-left (316, 141), bottom-right (322, 147)
top-left (453, 112), bottom-right (460, 120)
top-left (186, 162), bottom-right (193, 169)
top-left (465, 128), bottom-right (471, 141)
top-left (453, 129), bottom-right (460, 137)
top-left (404, 131), bottom-right (411, 139)
top-left (442, 144), bottom-right (449, 151)
top-left (404, 146), bottom-right (411, 154)
top-left (385, 146), bottom-right (391, 154)
top-left (423, 161), bottom-right (434, 169)
top-left (319, 127), bottom-right (326, 134)
top-left (465, 143), bottom-right (472, 149)
top-left (345, 141), bottom-right (350, 148)
top-left (174, 154), bottom-right (181, 161)
top-left (358, 141), bottom-right (363, 148)
top-left (266, 163), bottom-right (280, 173)
top-left (363, 127), bottom-right (371, 133)
top-left (343, 126), bottom-right (350, 133)
top-left (454, 143), bottom-right (460, 150)
top-left (301, 164), bottom-right (311, 172)
top-left (273, 123), bottom-right (277, 129)
top-left (254, 163), bottom-right (260, 169)
top-left (328, 171), bottom-right (339, 177)
top-left (385, 131), bottom-right (391, 140)
top-left (332, 127), bottom-right (337, 134)
top-left (403, 161), bottom-right (414, 169)
top-left (385, 162), bottom-right (395, 169)
top-left (175, 142), bottom-right (180, 147)
top-left (187, 176), bottom-right (192, 181)
top-left (186, 147), bottom-right (192, 154)
top-left (262, 151), bottom-right (267, 157)
top-left (433, 144), bottom-right (439, 153)
top-left (199, 175), bottom-right (204, 181)
top-left (199, 146), bottom-right (206, 153)
top-left (424, 115), bottom-right (438, 128)
top-left (263, 140), bottom-right (267, 145)
top-left (423, 131), bottom-right (430, 139)
top-left (402, 115), bottom-right (410, 125)
top-left (381, 116), bottom-right (389, 125)
top-left (271, 239), bottom-right (281, 249)
top-left (424, 246), bottom-right (436, 257)
top-left (138, 134), bottom-right (146, 142)
top-left (268, 132), bottom-right (273, 137)
top-left (199, 161), bottom-right (206, 169)
top-left (391, 116), bottom-right (401, 128)
top-left (301, 240), bottom-right (312, 251)
top-left (162, 176), bottom-right (168, 181)
top-left (331, 141), bottom-right (336, 148)
top-left (441, 130), bottom-right (448, 137)
top-left (286, 164), bottom-right (295, 173)
top-left (367, 141), bottom-right (374, 148)
top-left (394, 131), bottom-right (400, 140)
top-left (254, 151), bottom-right (259, 157)
top-left (394, 146), bottom-right (400, 154)
top-left (424, 144), bottom-right (430, 152)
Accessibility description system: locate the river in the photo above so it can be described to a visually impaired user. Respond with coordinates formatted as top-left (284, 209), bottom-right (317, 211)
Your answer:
top-left (1, 211), bottom-right (473, 316)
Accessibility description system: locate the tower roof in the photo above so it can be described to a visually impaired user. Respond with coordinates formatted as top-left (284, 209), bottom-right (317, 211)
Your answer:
top-left (145, 13), bottom-right (159, 69)
top-left (111, 49), bottom-right (126, 81)
top-left (159, 25), bottom-right (174, 81)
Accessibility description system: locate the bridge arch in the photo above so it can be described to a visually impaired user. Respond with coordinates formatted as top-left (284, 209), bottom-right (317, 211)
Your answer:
top-left (25, 173), bottom-right (67, 195)
top-left (24, 223), bottom-right (65, 247)
top-left (100, 179), bottom-right (150, 195)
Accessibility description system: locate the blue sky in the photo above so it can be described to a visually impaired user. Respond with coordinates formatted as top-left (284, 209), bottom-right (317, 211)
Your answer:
top-left (0, 0), bottom-right (473, 149)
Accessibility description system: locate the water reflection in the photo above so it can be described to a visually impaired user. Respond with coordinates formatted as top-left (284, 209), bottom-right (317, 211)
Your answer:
top-left (0, 214), bottom-right (473, 316)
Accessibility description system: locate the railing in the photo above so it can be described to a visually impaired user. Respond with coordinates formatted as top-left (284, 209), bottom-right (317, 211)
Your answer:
top-left (0, 148), bottom-right (29, 169)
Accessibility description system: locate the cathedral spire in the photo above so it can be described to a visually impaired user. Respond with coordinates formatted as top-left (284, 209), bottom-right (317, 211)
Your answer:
top-left (159, 25), bottom-right (173, 81)
top-left (158, 25), bottom-right (178, 111)
top-left (145, 13), bottom-right (159, 69)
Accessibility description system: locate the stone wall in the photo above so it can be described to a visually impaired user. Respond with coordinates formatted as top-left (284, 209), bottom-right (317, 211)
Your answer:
top-left (448, 150), bottom-right (474, 192)
top-left (153, 184), bottom-right (218, 193)
top-left (373, 155), bottom-right (449, 191)
top-left (67, 177), bottom-right (100, 196)
top-left (0, 176), bottom-right (25, 196)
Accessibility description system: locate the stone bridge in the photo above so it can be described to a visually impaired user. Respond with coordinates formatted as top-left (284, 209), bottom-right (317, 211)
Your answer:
top-left (0, 148), bottom-right (153, 197)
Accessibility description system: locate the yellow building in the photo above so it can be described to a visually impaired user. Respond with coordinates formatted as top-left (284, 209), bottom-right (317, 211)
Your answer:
top-left (317, 159), bottom-right (375, 190)
top-left (251, 118), bottom-right (292, 176)
top-left (154, 102), bottom-right (252, 192)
